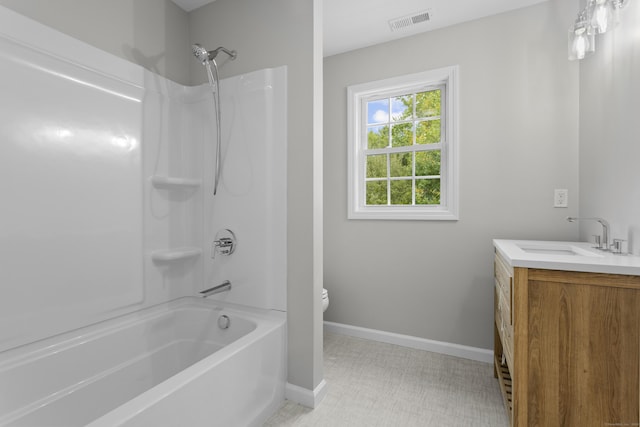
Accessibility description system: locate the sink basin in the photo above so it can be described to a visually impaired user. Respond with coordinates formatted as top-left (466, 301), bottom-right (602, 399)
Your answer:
top-left (516, 242), bottom-right (601, 257)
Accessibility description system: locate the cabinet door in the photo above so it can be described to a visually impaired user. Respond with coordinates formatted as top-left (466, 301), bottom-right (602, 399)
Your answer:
top-left (526, 271), bottom-right (640, 427)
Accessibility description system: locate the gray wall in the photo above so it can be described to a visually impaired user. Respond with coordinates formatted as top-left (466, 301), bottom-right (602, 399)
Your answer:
top-left (578, 0), bottom-right (640, 254)
top-left (189, 0), bottom-right (324, 392)
top-left (0, 0), bottom-right (190, 85)
top-left (323, 0), bottom-right (579, 349)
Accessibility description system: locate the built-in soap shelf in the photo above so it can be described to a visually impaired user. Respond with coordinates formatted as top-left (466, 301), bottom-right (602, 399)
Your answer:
top-left (151, 247), bottom-right (202, 262)
top-left (151, 175), bottom-right (201, 190)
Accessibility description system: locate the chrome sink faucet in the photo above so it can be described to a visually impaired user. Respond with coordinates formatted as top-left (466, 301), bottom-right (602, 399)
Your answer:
top-left (566, 217), bottom-right (610, 251)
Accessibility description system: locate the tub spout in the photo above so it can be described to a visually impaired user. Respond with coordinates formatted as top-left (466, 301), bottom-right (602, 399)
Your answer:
top-left (200, 280), bottom-right (232, 297)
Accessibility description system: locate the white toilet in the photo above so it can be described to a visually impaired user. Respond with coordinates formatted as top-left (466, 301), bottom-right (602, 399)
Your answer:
top-left (322, 288), bottom-right (329, 312)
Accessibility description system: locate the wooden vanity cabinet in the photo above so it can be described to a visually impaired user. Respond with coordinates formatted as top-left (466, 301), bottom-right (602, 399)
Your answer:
top-left (493, 251), bottom-right (640, 427)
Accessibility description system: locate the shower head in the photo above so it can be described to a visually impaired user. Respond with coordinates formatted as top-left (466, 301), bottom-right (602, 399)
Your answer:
top-left (191, 43), bottom-right (237, 64)
top-left (192, 43), bottom-right (210, 63)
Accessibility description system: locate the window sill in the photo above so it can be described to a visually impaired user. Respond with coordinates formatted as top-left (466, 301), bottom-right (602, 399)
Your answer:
top-left (348, 206), bottom-right (458, 221)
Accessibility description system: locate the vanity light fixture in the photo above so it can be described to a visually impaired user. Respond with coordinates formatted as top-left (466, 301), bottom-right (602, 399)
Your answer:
top-left (568, 0), bottom-right (630, 60)
top-left (568, 9), bottom-right (595, 60)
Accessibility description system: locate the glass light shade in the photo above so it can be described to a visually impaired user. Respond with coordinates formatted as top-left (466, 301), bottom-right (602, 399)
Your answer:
top-left (610, 0), bottom-right (625, 26)
top-left (568, 25), bottom-right (595, 60)
top-left (588, 0), bottom-right (614, 34)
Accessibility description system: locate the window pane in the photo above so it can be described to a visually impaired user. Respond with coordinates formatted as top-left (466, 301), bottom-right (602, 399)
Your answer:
top-left (415, 150), bottom-right (440, 176)
top-left (367, 99), bottom-right (389, 125)
top-left (390, 180), bottom-right (412, 205)
top-left (366, 154), bottom-right (387, 178)
top-left (390, 152), bottom-right (412, 177)
top-left (367, 125), bottom-right (388, 149)
top-left (416, 179), bottom-right (441, 205)
top-left (416, 90), bottom-right (440, 118)
top-left (366, 181), bottom-right (387, 205)
top-left (391, 95), bottom-right (411, 121)
top-left (416, 120), bottom-right (441, 144)
top-left (391, 122), bottom-right (413, 147)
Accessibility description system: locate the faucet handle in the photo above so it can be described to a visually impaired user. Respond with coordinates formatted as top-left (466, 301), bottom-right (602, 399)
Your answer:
top-left (611, 239), bottom-right (626, 255)
top-left (212, 229), bottom-right (237, 259)
top-left (592, 234), bottom-right (602, 249)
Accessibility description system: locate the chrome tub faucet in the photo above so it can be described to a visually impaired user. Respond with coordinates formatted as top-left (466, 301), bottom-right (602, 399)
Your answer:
top-left (200, 280), bottom-right (232, 297)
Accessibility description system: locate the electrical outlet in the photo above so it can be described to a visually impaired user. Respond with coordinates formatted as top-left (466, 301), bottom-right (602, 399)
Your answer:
top-left (554, 189), bottom-right (568, 208)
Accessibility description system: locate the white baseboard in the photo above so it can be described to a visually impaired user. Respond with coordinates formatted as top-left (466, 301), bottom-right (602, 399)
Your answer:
top-left (324, 321), bottom-right (493, 364)
top-left (285, 379), bottom-right (328, 408)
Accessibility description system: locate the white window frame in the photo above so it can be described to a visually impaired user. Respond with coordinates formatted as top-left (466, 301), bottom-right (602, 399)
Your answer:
top-left (347, 66), bottom-right (459, 220)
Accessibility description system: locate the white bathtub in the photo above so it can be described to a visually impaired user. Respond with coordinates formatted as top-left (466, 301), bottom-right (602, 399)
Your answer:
top-left (0, 297), bottom-right (286, 427)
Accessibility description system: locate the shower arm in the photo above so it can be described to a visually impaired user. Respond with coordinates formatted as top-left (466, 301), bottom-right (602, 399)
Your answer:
top-left (209, 47), bottom-right (237, 61)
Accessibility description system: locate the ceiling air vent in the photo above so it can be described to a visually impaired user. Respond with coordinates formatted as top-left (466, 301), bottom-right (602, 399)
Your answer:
top-left (388, 10), bottom-right (432, 32)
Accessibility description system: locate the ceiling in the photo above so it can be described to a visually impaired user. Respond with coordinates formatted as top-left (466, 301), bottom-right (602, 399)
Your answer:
top-left (171, 0), bottom-right (213, 12)
top-left (171, 0), bottom-right (549, 57)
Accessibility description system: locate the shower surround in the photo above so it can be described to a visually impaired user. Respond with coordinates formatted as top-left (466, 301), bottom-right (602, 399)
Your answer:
top-left (0, 5), bottom-right (286, 426)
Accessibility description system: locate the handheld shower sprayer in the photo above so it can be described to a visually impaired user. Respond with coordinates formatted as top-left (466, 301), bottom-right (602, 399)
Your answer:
top-left (191, 43), bottom-right (237, 196)
top-left (191, 43), bottom-right (210, 63)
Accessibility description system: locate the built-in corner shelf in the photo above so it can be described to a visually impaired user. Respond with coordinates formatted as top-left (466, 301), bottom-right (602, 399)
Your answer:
top-left (151, 175), bottom-right (201, 190)
top-left (151, 247), bottom-right (202, 262)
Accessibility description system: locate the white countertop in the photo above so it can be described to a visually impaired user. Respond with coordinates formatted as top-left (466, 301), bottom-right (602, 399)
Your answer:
top-left (493, 239), bottom-right (640, 276)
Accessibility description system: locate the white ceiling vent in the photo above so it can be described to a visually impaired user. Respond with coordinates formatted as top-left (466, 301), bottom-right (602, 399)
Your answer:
top-left (388, 10), bottom-right (432, 32)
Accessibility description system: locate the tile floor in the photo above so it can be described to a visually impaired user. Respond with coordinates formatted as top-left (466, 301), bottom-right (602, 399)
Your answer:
top-left (264, 333), bottom-right (509, 427)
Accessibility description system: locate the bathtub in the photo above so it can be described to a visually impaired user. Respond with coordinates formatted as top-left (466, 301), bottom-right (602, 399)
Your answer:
top-left (0, 297), bottom-right (286, 427)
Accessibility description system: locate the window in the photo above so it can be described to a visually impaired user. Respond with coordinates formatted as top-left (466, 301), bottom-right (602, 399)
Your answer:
top-left (347, 66), bottom-right (459, 220)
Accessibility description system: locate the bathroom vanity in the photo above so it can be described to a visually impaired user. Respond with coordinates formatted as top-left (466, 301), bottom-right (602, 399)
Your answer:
top-left (493, 240), bottom-right (640, 427)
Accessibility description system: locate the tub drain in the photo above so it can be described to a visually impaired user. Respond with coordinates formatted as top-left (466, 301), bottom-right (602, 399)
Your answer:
top-left (218, 314), bottom-right (230, 329)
